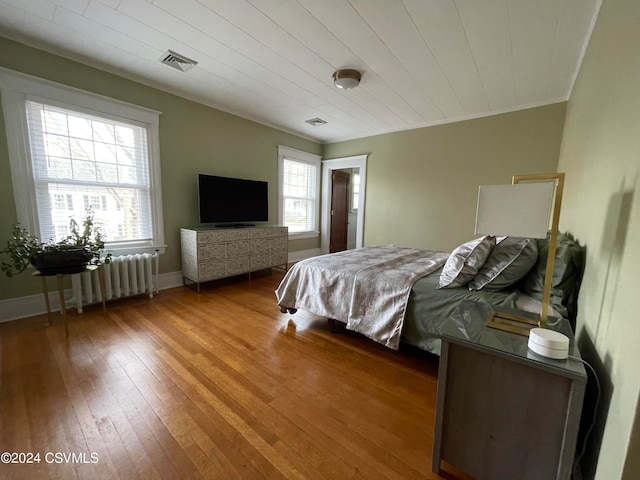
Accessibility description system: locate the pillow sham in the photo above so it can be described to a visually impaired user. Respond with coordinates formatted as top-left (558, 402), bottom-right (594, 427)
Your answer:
top-left (521, 232), bottom-right (586, 324)
top-left (468, 237), bottom-right (537, 291)
top-left (438, 235), bottom-right (495, 288)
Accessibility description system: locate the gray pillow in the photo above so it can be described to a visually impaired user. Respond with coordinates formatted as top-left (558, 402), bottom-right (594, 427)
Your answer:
top-left (438, 235), bottom-right (496, 288)
top-left (521, 232), bottom-right (586, 323)
top-left (468, 237), bottom-right (538, 291)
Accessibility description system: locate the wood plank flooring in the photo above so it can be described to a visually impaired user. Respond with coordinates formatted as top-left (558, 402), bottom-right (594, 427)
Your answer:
top-left (0, 269), bottom-right (472, 480)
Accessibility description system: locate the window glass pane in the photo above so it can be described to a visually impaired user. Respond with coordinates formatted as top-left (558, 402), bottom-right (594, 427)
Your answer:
top-left (68, 115), bottom-right (94, 140)
top-left (43, 133), bottom-right (70, 159)
top-left (36, 183), bottom-right (152, 243)
top-left (282, 156), bottom-right (318, 233)
top-left (95, 162), bottom-right (118, 183)
top-left (94, 142), bottom-right (117, 164)
top-left (73, 158), bottom-right (98, 182)
top-left (26, 101), bottom-right (153, 246)
top-left (42, 109), bottom-right (68, 136)
top-left (352, 172), bottom-right (360, 211)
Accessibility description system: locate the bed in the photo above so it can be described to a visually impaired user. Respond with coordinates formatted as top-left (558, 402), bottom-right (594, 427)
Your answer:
top-left (275, 233), bottom-right (585, 356)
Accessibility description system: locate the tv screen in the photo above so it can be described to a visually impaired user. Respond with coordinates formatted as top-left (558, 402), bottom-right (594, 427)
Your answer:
top-left (198, 174), bottom-right (268, 225)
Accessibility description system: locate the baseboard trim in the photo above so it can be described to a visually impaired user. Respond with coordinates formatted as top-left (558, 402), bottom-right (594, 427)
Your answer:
top-left (0, 271), bottom-right (186, 323)
top-left (0, 257), bottom-right (322, 323)
top-left (288, 248), bottom-right (321, 263)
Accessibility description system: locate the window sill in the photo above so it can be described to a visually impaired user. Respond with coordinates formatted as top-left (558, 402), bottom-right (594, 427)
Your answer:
top-left (287, 231), bottom-right (320, 240)
top-left (106, 245), bottom-right (166, 257)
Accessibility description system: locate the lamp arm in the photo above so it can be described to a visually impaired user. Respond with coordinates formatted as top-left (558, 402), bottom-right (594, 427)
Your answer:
top-left (513, 173), bottom-right (565, 327)
top-left (540, 231), bottom-right (557, 324)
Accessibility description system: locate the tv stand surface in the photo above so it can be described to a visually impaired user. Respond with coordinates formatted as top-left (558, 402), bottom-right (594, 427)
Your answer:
top-left (180, 225), bottom-right (288, 291)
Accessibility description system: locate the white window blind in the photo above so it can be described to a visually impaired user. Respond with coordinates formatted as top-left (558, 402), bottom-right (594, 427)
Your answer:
top-left (26, 101), bottom-right (152, 244)
top-left (282, 157), bottom-right (318, 233)
top-left (278, 145), bottom-right (321, 237)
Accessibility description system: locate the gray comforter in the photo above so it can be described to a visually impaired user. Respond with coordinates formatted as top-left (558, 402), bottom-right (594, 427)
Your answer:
top-left (275, 246), bottom-right (448, 349)
top-left (402, 267), bottom-right (520, 354)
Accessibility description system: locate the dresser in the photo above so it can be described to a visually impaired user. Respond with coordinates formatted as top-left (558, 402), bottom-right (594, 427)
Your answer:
top-left (432, 301), bottom-right (586, 480)
top-left (180, 225), bottom-right (288, 291)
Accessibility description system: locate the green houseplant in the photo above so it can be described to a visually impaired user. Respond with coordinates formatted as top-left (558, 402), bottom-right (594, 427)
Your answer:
top-left (0, 209), bottom-right (112, 277)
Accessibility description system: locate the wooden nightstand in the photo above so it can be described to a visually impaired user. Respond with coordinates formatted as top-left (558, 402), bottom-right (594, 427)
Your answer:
top-left (432, 301), bottom-right (586, 480)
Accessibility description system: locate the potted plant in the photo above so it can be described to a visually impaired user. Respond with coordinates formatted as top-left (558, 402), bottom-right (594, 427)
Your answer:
top-left (0, 209), bottom-right (112, 277)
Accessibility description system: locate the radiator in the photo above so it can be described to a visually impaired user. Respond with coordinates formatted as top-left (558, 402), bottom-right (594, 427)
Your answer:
top-left (71, 253), bottom-right (158, 313)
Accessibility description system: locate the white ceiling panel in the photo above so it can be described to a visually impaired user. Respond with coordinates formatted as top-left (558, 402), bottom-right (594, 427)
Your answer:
top-left (0, 0), bottom-right (601, 143)
top-left (50, 0), bottom-right (89, 15)
top-left (3, 0), bottom-right (54, 21)
top-left (509, 0), bottom-right (562, 104)
top-left (349, 0), bottom-right (458, 118)
top-left (455, 0), bottom-right (516, 110)
top-left (546, 0), bottom-right (599, 99)
top-left (403, 0), bottom-right (490, 115)
top-left (53, 7), bottom-right (144, 54)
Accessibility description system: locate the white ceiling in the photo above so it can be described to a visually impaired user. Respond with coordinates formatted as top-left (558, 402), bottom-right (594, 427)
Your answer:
top-left (0, 0), bottom-right (601, 144)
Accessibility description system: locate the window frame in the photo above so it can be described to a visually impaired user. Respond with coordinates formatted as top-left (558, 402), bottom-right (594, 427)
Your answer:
top-left (0, 67), bottom-right (165, 256)
top-left (277, 145), bottom-right (322, 239)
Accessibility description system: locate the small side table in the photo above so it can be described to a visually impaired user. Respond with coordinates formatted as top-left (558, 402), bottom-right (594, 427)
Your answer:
top-left (432, 301), bottom-right (587, 480)
top-left (33, 264), bottom-right (106, 337)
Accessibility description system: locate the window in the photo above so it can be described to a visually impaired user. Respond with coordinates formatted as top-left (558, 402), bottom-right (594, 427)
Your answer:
top-left (52, 194), bottom-right (73, 210)
top-left (351, 171), bottom-right (360, 212)
top-left (0, 68), bottom-right (164, 254)
top-left (278, 146), bottom-right (321, 236)
top-left (83, 194), bottom-right (108, 212)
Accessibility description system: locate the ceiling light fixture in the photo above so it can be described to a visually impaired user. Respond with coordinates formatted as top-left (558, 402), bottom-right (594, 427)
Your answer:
top-left (332, 69), bottom-right (361, 89)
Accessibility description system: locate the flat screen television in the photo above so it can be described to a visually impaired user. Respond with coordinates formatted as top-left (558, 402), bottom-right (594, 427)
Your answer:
top-left (198, 174), bottom-right (268, 225)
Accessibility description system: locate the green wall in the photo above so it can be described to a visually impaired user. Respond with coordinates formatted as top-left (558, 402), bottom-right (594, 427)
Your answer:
top-left (324, 103), bottom-right (567, 252)
top-left (0, 36), bottom-right (321, 300)
top-left (556, 0), bottom-right (640, 477)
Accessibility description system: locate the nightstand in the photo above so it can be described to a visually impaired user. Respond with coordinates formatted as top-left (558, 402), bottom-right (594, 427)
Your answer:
top-left (432, 301), bottom-right (586, 480)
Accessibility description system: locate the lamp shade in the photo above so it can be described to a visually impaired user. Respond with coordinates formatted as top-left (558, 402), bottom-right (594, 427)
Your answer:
top-left (475, 182), bottom-right (554, 239)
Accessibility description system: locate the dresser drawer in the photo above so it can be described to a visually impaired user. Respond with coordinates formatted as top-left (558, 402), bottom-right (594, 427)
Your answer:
top-left (226, 256), bottom-right (250, 275)
top-left (272, 251), bottom-right (288, 266)
top-left (250, 254), bottom-right (272, 270)
top-left (272, 236), bottom-right (288, 252)
top-left (250, 238), bottom-right (272, 254)
top-left (226, 240), bottom-right (250, 258)
top-left (198, 260), bottom-right (226, 281)
top-left (198, 243), bottom-right (226, 260)
top-left (198, 229), bottom-right (249, 243)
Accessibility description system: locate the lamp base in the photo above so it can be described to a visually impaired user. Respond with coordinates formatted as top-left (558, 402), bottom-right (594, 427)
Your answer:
top-left (486, 311), bottom-right (539, 336)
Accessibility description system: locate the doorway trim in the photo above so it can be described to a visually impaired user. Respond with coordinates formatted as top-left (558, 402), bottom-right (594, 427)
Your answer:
top-left (321, 154), bottom-right (367, 254)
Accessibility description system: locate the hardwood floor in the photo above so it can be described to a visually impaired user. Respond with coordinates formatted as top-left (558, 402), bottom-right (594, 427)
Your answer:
top-left (0, 269), bottom-right (472, 480)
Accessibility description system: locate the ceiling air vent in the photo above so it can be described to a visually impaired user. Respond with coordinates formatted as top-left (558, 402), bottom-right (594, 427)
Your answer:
top-left (305, 117), bottom-right (327, 126)
top-left (159, 50), bottom-right (198, 72)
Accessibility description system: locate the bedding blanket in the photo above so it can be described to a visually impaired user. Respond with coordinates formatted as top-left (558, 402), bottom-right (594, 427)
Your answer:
top-left (275, 246), bottom-right (449, 349)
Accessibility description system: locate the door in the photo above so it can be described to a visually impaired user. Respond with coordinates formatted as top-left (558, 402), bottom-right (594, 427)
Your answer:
top-left (330, 170), bottom-right (350, 253)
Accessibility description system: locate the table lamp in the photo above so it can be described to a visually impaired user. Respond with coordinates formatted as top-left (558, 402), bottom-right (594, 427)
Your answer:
top-left (474, 173), bottom-right (565, 336)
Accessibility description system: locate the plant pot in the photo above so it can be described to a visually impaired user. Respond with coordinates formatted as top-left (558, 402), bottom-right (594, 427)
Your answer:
top-left (30, 249), bottom-right (93, 275)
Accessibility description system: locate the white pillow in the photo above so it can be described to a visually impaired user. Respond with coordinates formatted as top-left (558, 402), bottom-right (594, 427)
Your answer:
top-left (438, 236), bottom-right (496, 288)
